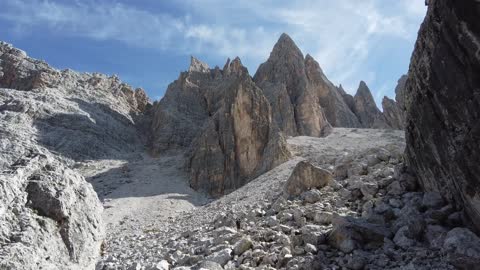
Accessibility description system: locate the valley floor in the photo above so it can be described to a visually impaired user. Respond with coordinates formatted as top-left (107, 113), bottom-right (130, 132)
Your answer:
top-left (93, 128), bottom-right (462, 270)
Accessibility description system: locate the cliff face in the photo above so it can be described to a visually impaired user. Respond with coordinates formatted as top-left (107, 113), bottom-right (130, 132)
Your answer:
top-left (151, 57), bottom-right (290, 196)
top-left (382, 75), bottom-right (407, 130)
top-left (0, 41), bottom-right (158, 269)
top-left (405, 0), bottom-right (480, 230)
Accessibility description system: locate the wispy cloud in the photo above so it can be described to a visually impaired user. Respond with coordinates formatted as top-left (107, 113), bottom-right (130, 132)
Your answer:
top-left (0, 0), bottom-right (426, 101)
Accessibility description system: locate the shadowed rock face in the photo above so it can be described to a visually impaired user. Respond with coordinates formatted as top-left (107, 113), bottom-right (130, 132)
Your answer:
top-left (405, 0), bottom-right (480, 230)
top-left (151, 57), bottom-right (290, 196)
top-left (382, 75), bottom-right (407, 130)
top-left (382, 96), bottom-right (404, 130)
top-left (353, 81), bottom-right (389, 129)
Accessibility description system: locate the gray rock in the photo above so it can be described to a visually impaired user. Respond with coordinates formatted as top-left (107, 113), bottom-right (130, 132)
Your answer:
top-left (444, 228), bottom-right (480, 269)
top-left (284, 161), bottom-right (333, 196)
top-left (352, 81), bottom-right (389, 128)
top-left (233, 238), bottom-right (253, 255)
top-left (393, 226), bottom-right (417, 249)
top-left (404, 0), bottom-right (480, 231)
top-left (205, 248), bottom-right (232, 266)
top-left (422, 192), bottom-right (445, 209)
top-left (183, 58), bottom-right (290, 196)
top-left (0, 153), bottom-right (104, 269)
top-left (253, 33), bottom-right (334, 136)
top-left (197, 261), bottom-right (223, 270)
top-left (301, 189), bottom-right (322, 204)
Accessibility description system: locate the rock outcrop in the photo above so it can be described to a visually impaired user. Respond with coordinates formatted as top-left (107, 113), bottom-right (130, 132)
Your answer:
top-left (382, 75), bottom-right (407, 130)
top-left (0, 41), bottom-right (153, 269)
top-left (0, 152), bottom-right (104, 270)
top-left (382, 96), bottom-right (404, 130)
top-left (0, 41), bottom-right (150, 114)
top-left (404, 0), bottom-right (480, 231)
top-left (151, 57), bottom-right (290, 196)
top-left (353, 81), bottom-right (388, 128)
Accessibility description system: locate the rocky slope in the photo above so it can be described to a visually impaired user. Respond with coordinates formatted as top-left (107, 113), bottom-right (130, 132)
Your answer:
top-left (98, 128), bottom-right (480, 270)
top-left (405, 0), bottom-right (480, 232)
top-left (0, 41), bottom-right (151, 269)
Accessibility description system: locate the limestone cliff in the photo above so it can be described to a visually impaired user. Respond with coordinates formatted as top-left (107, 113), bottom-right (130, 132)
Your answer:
top-left (405, 0), bottom-right (480, 230)
top-left (151, 57), bottom-right (290, 196)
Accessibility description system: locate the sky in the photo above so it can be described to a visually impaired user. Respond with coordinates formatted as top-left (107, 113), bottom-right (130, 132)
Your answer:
top-left (0, 0), bottom-right (427, 106)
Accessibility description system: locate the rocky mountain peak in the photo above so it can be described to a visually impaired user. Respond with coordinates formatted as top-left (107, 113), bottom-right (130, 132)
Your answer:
top-left (353, 81), bottom-right (388, 128)
top-left (267, 33), bottom-right (304, 66)
top-left (356, 81), bottom-right (373, 97)
top-left (188, 56), bottom-right (210, 73)
top-left (223, 56), bottom-right (247, 76)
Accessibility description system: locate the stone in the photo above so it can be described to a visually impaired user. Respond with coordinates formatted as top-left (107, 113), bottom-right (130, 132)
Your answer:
top-left (314, 212), bottom-right (334, 225)
top-left (0, 153), bottom-right (104, 270)
top-left (152, 260), bottom-right (170, 270)
top-left (304, 243), bottom-right (317, 254)
top-left (443, 228), bottom-right (480, 269)
top-left (422, 192), bottom-right (445, 209)
top-left (197, 261), bottom-right (223, 270)
top-left (328, 216), bottom-right (391, 253)
top-left (205, 248), bottom-right (232, 266)
top-left (393, 226), bottom-right (417, 249)
top-left (284, 161), bottom-right (333, 197)
top-left (233, 238), bottom-right (253, 255)
top-left (404, 0), bottom-right (480, 231)
top-left (301, 189), bottom-right (322, 204)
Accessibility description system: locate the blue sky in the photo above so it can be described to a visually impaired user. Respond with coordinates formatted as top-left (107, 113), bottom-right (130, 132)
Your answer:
top-left (0, 0), bottom-right (427, 106)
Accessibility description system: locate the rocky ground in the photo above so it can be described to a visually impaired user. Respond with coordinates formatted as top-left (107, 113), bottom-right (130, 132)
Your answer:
top-left (95, 128), bottom-right (480, 270)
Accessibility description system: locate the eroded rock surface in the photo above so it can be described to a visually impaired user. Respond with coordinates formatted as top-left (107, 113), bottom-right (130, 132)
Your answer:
top-left (151, 57), bottom-right (290, 196)
top-left (0, 41), bottom-right (152, 269)
top-left (353, 81), bottom-right (388, 129)
top-left (254, 34), bottom-right (334, 136)
top-left (405, 0), bottom-right (480, 231)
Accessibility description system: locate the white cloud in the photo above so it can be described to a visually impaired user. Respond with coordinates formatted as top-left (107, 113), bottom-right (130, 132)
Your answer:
top-left (0, 0), bottom-right (427, 101)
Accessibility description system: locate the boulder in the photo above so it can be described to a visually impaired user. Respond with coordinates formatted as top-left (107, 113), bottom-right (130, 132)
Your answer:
top-left (0, 152), bottom-right (104, 270)
top-left (284, 161), bottom-right (333, 196)
top-left (443, 228), bottom-right (480, 269)
top-left (328, 216), bottom-right (392, 253)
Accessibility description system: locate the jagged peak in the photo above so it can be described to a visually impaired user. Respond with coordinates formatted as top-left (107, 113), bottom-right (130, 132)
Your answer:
top-left (270, 33), bottom-right (303, 59)
top-left (355, 81), bottom-right (376, 101)
top-left (188, 56), bottom-right (210, 73)
top-left (223, 56), bottom-right (247, 76)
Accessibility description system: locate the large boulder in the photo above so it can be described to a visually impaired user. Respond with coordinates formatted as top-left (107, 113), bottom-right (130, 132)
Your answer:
top-left (284, 161), bottom-right (332, 196)
top-left (404, 0), bottom-right (480, 230)
top-left (0, 152), bottom-right (104, 270)
top-left (443, 228), bottom-right (480, 269)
